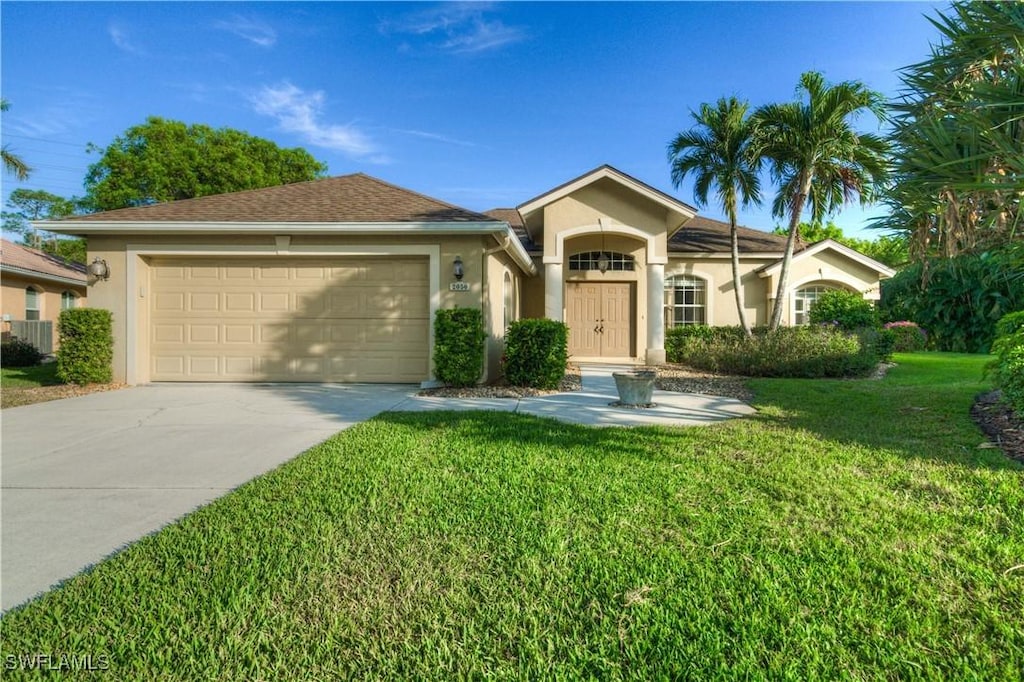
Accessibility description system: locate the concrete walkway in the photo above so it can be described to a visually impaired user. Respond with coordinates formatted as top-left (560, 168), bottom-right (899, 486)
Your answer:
top-left (2, 369), bottom-right (753, 611)
top-left (397, 364), bottom-right (757, 427)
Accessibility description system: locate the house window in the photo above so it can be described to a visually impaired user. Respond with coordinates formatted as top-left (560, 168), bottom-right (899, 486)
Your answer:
top-left (503, 272), bottom-right (514, 331)
top-left (568, 251), bottom-right (635, 272)
top-left (664, 275), bottom-right (706, 327)
top-left (25, 287), bottom-right (40, 321)
top-left (61, 291), bottom-right (77, 310)
top-left (793, 285), bottom-right (835, 325)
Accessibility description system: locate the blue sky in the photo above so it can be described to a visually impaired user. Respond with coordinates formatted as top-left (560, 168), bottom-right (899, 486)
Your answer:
top-left (2, 1), bottom-right (944, 239)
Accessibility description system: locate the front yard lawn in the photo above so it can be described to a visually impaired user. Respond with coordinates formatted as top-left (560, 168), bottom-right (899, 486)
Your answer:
top-left (1, 353), bottom-right (1021, 679)
top-left (0, 362), bottom-right (62, 388)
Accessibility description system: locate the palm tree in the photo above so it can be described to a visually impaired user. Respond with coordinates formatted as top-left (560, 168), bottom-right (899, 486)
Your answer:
top-left (1, 99), bottom-right (31, 180)
top-left (668, 97), bottom-right (761, 336)
top-left (752, 71), bottom-right (889, 330)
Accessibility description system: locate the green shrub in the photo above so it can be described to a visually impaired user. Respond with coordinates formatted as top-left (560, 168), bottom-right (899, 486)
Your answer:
top-left (988, 311), bottom-right (1024, 415)
top-left (433, 308), bottom-right (486, 387)
top-left (880, 249), bottom-right (1024, 353)
top-left (674, 325), bottom-right (883, 378)
top-left (883, 321), bottom-right (928, 352)
top-left (1, 338), bottom-right (45, 367)
top-left (57, 308), bottom-right (113, 385)
top-left (504, 319), bottom-right (568, 389)
top-left (809, 289), bottom-right (878, 330)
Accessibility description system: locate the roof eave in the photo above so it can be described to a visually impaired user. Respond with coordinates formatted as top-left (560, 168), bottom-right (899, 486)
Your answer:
top-left (37, 220), bottom-right (508, 235)
top-left (0, 264), bottom-right (87, 287)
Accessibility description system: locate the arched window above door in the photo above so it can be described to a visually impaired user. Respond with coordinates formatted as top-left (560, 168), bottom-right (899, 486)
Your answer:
top-left (568, 252), bottom-right (635, 272)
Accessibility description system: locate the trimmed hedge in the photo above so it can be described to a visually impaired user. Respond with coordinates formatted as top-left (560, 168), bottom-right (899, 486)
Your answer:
top-left (504, 319), bottom-right (568, 389)
top-left (1, 338), bottom-right (45, 367)
top-left (668, 325), bottom-right (886, 378)
top-left (988, 311), bottom-right (1024, 415)
top-left (433, 308), bottom-right (486, 387)
top-left (809, 289), bottom-right (878, 330)
top-left (57, 308), bottom-right (113, 385)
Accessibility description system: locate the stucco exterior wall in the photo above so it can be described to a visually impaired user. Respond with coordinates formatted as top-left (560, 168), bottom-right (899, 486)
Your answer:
top-left (665, 256), bottom-right (776, 327)
top-left (1, 273), bottom-right (86, 350)
top-left (85, 232), bottom-right (513, 384)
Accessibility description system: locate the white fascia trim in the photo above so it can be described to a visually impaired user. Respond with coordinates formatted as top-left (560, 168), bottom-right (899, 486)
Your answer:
top-left (518, 167), bottom-right (696, 221)
top-left (39, 220), bottom-right (505, 235)
top-left (789, 272), bottom-right (883, 300)
top-left (41, 218), bottom-right (536, 276)
top-left (0, 264), bottom-right (86, 288)
top-left (124, 242), bottom-right (442, 386)
top-left (542, 223), bottom-right (668, 265)
top-left (757, 239), bottom-right (896, 279)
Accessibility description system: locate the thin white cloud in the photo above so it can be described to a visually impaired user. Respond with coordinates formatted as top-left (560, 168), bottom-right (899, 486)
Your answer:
top-left (214, 15), bottom-right (277, 48)
top-left (108, 23), bottom-right (145, 55)
top-left (391, 128), bottom-right (478, 148)
top-left (250, 82), bottom-right (378, 158)
top-left (382, 3), bottom-right (526, 54)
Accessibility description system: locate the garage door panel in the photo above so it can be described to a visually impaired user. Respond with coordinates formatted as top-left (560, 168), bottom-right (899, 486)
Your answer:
top-left (150, 257), bottom-right (429, 383)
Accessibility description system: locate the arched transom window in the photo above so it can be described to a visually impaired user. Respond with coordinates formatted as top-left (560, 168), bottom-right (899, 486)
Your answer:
top-left (664, 275), bottom-right (707, 327)
top-left (793, 285), bottom-right (835, 325)
top-left (568, 251), bottom-right (635, 272)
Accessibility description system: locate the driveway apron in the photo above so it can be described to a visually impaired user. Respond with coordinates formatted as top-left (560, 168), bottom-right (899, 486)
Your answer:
top-left (1, 383), bottom-right (413, 612)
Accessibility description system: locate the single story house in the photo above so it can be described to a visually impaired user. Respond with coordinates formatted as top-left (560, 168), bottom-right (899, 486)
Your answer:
top-left (0, 238), bottom-right (87, 353)
top-left (43, 165), bottom-right (894, 385)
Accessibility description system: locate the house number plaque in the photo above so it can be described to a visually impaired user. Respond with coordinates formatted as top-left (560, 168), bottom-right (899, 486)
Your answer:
top-left (449, 282), bottom-right (470, 292)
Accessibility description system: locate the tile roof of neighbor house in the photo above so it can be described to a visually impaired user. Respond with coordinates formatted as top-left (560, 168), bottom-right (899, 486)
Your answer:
top-left (669, 216), bottom-right (800, 253)
top-left (0, 239), bottom-right (87, 283)
top-left (60, 174), bottom-right (502, 224)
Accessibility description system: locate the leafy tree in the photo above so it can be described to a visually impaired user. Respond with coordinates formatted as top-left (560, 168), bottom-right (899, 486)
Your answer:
top-left (772, 221), bottom-right (909, 268)
top-left (668, 97), bottom-right (762, 337)
top-left (752, 72), bottom-right (889, 330)
top-left (878, 1), bottom-right (1023, 260)
top-left (84, 117), bottom-right (328, 210)
top-left (1, 99), bottom-right (31, 180)
top-left (3, 189), bottom-right (88, 263)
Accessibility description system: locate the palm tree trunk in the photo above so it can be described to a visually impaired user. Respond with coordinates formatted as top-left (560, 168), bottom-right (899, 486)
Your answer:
top-left (768, 174), bottom-right (811, 330)
top-left (730, 220), bottom-right (752, 337)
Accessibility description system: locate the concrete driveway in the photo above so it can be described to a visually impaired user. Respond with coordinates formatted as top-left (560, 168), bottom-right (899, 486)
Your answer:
top-left (1, 383), bottom-right (415, 612)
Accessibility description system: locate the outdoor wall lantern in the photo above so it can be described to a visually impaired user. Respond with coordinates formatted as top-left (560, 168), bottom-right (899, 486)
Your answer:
top-left (597, 253), bottom-right (611, 274)
top-left (88, 257), bottom-right (110, 281)
top-left (453, 256), bottom-right (464, 280)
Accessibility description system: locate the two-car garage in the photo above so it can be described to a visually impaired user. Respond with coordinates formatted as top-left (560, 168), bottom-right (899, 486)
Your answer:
top-left (147, 256), bottom-right (430, 383)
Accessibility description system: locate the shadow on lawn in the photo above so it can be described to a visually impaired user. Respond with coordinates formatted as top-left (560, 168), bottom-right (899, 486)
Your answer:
top-left (372, 409), bottom-right (665, 462)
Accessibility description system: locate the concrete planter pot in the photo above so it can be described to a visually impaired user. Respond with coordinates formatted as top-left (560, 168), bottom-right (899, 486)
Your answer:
top-left (611, 369), bottom-right (657, 408)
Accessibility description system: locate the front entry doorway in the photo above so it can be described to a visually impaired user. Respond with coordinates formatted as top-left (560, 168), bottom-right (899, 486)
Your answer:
top-left (566, 282), bottom-right (635, 358)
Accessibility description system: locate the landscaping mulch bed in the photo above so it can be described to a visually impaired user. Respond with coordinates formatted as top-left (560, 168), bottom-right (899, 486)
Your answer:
top-left (419, 363), bottom-right (754, 402)
top-left (971, 390), bottom-right (1024, 464)
top-left (1, 383), bottom-right (127, 409)
top-left (418, 364), bottom-right (584, 398)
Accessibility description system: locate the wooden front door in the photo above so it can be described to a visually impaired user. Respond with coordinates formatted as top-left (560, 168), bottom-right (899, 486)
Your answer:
top-left (566, 282), bottom-right (635, 358)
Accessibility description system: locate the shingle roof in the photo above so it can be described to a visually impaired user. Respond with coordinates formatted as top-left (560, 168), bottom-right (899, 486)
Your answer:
top-left (484, 208), bottom-right (539, 251)
top-left (61, 173), bottom-right (501, 224)
top-left (670, 216), bottom-right (800, 253)
top-left (1, 239), bottom-right (87, 283)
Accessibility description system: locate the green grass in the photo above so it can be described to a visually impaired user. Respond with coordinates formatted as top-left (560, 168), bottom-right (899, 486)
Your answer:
top-left (1, 353), bottom-right (1021, 679)
top-left (0, 363), bottom-right (61, 388)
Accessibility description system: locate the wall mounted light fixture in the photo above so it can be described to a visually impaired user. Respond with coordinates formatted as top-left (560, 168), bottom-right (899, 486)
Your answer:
top-left (453, 256), bottom-right (464, 280)
top-left (88, 258), bottom-right (110, 281)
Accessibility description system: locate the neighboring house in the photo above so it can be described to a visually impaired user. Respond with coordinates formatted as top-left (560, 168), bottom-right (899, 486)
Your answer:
top-left (0, 238), bottom-right (87, 353)
top-left (42, 165), bottom-right (893, 385)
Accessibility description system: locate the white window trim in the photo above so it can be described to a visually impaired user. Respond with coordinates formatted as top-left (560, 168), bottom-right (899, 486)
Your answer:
top-left (25, 286), bottom-right (41, 320)
top-left (664, 273), bottom-right (710, 328)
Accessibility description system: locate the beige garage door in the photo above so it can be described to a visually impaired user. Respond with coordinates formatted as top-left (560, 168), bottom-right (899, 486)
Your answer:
top-left (149, 257), bottom-right (430, 382)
